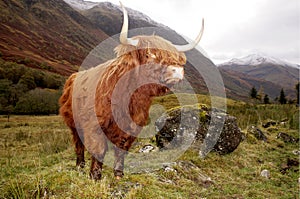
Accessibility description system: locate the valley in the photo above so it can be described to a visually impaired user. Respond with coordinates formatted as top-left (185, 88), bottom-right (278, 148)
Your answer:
top-left (0, 1), bottom-right (299, 198)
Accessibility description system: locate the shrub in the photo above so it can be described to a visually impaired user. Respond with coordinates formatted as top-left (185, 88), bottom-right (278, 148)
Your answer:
top-left (14, 88), bottom-right (60, 115)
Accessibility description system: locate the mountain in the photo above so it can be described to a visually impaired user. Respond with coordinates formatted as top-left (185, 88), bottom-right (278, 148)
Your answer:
top-left (219, 69), bottom-right (294, 100)
top-left (219, 54), bottom-right (299, 69)
top-left (63, 0), bottom-right (99, 10)
top-left (64, 1), bottom-right (168, 33)
top-left (219, 54), bottom-right (299, 100)
top-left (0, 0), bottom-right (108, 75)
top-left (81, 2), bottom-right (171, 37)
top-left (1, 0), bottom-right (297, 102)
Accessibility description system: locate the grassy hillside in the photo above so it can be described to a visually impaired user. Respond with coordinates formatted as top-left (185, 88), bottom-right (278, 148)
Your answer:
top-left (0, 94), bottom-right (298, 198)
top-left (0, 0), bottom-right (107, 75)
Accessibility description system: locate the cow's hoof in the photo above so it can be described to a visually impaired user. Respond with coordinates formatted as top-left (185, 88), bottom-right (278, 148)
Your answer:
top-left (76, 161), bottom-right (86, 173)
top-left (90, 170), bottom-right (102, 181)
top-left (114, 170), bottom-right (124, 180)
top-left (76, 161), bottom-right (85, 169)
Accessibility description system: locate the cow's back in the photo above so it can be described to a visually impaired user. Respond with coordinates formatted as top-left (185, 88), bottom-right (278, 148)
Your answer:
top-left (59, 73), bottom-right (77, 129)
top-left (59, 63), bottom-right (110, 131)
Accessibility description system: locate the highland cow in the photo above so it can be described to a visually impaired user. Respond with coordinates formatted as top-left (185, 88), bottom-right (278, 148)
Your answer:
top-left (59, 3), bottom-right (204, 180)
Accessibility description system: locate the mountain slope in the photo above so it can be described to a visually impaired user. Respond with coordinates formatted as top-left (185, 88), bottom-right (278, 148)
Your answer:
top-left (81, 2), bottom-right (171, 37)
top-left (63, 0), bottom-right (99, 10)
top-left (219, 69), bottom-right (296, 100)
top-left (219, 54), bottom-right (299, 90)
top-left (0, 0), bottom-right (108, 75)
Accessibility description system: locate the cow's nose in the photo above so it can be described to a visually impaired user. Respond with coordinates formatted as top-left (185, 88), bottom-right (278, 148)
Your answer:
top-left (170, 66), bottom-right (184, 80)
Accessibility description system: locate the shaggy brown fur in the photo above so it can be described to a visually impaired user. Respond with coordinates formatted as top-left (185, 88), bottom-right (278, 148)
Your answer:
top-left (59, 35), bottom-right (186, 180)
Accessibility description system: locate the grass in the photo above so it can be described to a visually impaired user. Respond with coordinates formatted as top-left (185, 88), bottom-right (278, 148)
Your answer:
top-left (0, 94), bottom-right (299, 198)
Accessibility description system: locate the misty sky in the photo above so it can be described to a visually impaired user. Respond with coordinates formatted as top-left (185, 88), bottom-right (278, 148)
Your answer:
top-left (89, 0), bottom-right (300, 64)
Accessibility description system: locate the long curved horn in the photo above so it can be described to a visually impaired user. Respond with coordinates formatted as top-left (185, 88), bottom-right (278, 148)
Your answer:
top-left (119, 2), bottom-right (138, 46)
top-left (174, 18), bottom-right (204, 52)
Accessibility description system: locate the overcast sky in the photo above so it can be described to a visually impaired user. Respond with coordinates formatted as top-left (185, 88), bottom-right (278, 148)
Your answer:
top-left (89, 0), bottom-right (300, 64)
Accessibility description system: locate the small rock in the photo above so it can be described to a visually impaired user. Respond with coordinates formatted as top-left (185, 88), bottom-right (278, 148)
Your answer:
top-left (133, 183), bottom-right (142, 189)
top-left (110, 182), bottom-right (142, 198)
top-left (280, 121), bottom-right (287, 125)
top-left (177, 161), bottom-right (213, 188)
top-left (202, 177), bottom-right (213, 188)
top-left (164, 166), bottom-right (176, 172)
top-left (287, 158), bottom-right (299, 167)
top-left (262, 120), bottom-right (277, 128)
top-left (276, 132), bottom-right (299, 143)
top-left (280, 158), bottom-right (299, 174)
top-left (163, 179), bottom-right (174, 184)
top-left (260, 169), bottom-right (270, 179)
top-left (280, 163), bottom-right (289, 174)
top-left (292, 150), bottom-right (300, 155)
top-left (139, 145), bottom-right (156, 153)
top-left (247, 126), bottom-right (268, 142)
top-left (162, 162), bottom-right (177, 172)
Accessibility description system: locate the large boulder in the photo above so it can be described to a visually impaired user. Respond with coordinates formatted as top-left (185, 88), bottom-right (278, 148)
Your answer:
top-left (155, 104), bottom-right (244, 155)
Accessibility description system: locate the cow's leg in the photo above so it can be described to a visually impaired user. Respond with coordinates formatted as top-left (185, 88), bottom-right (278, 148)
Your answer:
top-left (90, 148), bottom-right (107, 180)
top-left (85, 129), bottom-right (108, 180)
top-left (113, 132), bottom-right (136, 179)
top-left (90, 156), bottom-right (103, 180)
top-left (113, 146), bottom-right (127, 178)
top-left (71, 127), bottom-right (85, 169)
top-left (113, 135), bottom-right (136, 179)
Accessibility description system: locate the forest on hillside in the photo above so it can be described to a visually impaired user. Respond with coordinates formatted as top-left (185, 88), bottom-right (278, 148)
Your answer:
top-left (0, 58), bottom-right (64, 115)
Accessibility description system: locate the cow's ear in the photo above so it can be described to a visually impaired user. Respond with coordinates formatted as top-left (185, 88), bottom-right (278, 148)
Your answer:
top-left (125, 49), bottom-right (140, 67)
top-left (137, 48), bottom-right (150, 64)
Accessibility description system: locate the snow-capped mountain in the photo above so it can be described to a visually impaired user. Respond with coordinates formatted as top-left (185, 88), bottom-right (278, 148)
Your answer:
top-left (97, 2), bottom-right (162, 26)
top-left (218, 53), bottom-right (299, 94)
top-left (218, 54), bottom-right (299, 69)
top-left (63, 0), bottom-right (99, 10)
top-left (63, 0), bottom-right (163, 27)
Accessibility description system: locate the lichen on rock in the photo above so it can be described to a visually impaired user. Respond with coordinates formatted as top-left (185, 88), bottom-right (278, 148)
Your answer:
top-left (155, 104), bottom-right (244, 155)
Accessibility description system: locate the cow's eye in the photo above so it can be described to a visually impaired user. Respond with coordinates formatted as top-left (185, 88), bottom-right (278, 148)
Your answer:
top-left (150, 53), bottom-right (156, 59)
top-left (147, 53), bottom-right (156, 59)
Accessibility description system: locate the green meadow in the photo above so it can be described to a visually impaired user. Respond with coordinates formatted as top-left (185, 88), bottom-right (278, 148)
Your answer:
top-left (0, 94), bottom-right (299, 198)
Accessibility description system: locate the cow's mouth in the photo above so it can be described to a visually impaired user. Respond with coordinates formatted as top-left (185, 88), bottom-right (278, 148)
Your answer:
top-left (165, 78), bottom-right (183, 87)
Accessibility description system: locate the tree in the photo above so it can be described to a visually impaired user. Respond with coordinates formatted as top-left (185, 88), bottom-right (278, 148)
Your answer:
top-left (279, 88), bottom-right (287, 104)
top-left (0, 79), bottom-right (17, 121)
top-left (296, 83), bottom-right (299, 105)
top-left (1, 62), bottom-right (26, 84)
top-left (18, 71), bottom-right (37, 92)
top-left (15, 88), bottom-right (60, 115)
top-left (257, 86), bottom-right (264, 101)
top-left (263, 94), bottom-right (270, 104)
top-left (250, 87), bottom-right (257, 99)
